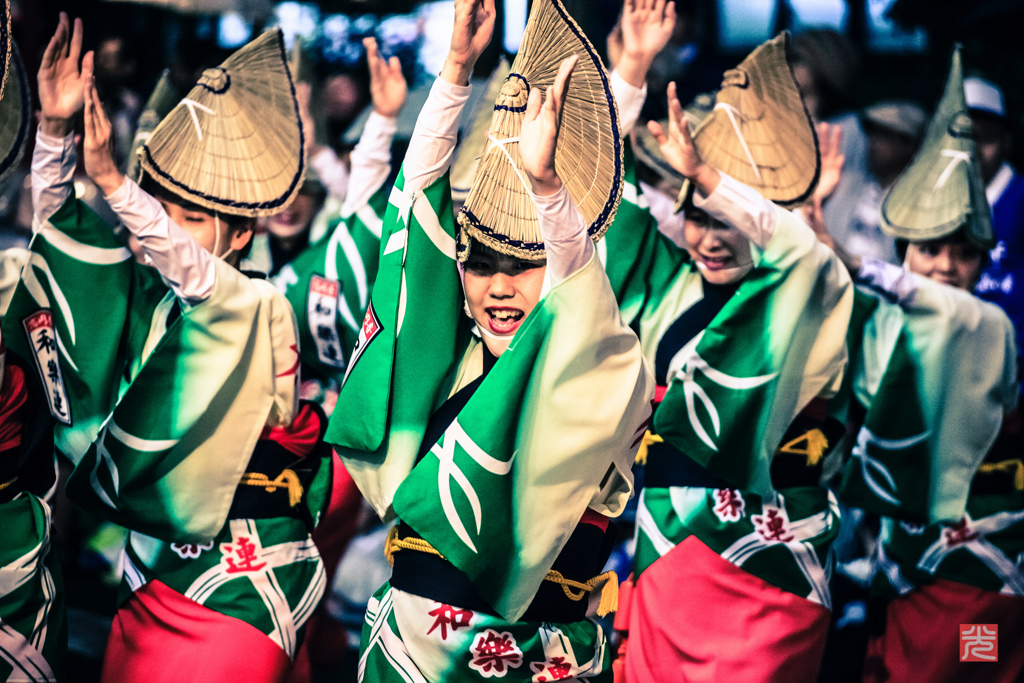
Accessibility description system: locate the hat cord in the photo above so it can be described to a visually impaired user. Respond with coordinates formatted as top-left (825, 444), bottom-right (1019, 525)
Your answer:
top-left (714, 102), bottom-right (761, 182)
top-left (486, 133), bottom-right (536, 198)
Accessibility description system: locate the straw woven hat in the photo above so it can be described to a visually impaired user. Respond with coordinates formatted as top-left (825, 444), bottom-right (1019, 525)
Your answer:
top-left (0, 42), bottom-right (28, 186)
top-left (457, 0), bottom-right (623, 261)
top-left (880, 47), bottom-right (994, 250)
top-left (127, 70), bottom-right (180, 181)
top-left (633, 91), bottom-right (715, 195)
top-left (0, 0), bottom-right (10, 103)
top-left (139, 29), bottom-right (305, 218)
top-left (451, 57), bottom-right (511, 203)
top-left (676, 32), bottom-right (819, 212)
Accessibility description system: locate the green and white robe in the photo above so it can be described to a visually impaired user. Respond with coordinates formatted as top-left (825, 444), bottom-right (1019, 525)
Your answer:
top-left (839, 264), bottom-right (1021, 596)
top-left (328, 165), bottom-right (653, 678)
top-left (5, 195), bottom-right (332, 645)
top-left (607, 142), bottom-right (854, 601)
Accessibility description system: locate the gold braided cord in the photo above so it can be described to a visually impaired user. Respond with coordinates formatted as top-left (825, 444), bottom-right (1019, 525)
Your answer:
top-left (384, 528), bottom-right (619, 616)
top-left (978, 459), bottom-right (1024, 491)
top-left (0, 475), bottom-right (17, 491)
top-left (239, 468), bottom-right (303, 507)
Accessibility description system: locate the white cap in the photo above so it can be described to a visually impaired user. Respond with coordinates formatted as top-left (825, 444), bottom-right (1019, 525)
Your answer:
top-left (964, 76), bottom-right (1006, 118)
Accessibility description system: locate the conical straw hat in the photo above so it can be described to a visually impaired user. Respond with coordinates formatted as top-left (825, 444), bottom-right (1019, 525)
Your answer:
top-left (0, 42), bottom-right (28, 186)
top-left (451, 57), bottom-right (511, 203)
top-left (879, 47), bottom-right (994, 250)
top-left (457, 0), bottom-right (623, 261)
top-left (127, 70), bottom-right (180, 181)
top-left (632, 91), bottom-right (715, 195)
top-left (0, 0), bottom-right (10, 103)
top-left (139, 29), bottom-right (305, 218)
top-left (676, 32), bottom-right (818, 212)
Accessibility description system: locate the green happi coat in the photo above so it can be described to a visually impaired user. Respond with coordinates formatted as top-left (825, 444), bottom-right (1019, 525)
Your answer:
top-left (607, 142), bottom-right (853, 601)
top-left (272, 183), bottom-right (388, 385)
top-left (4, 195), bottom-right (331, 648)
top-left (327, 164), bottom-right (652, 678)
top-left (838, 276), bottom-right (1021, 596)
top-left (0, 491), bottom-right (64, 683)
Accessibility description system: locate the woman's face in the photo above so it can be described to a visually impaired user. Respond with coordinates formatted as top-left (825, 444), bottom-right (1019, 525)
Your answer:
top-left (683, 207), bottom-right (753, 284)
top-left (904, 238), bottom-right (985, 291)
top-left (462, 244), bottom-right (547, 356)
top-left (157, 198), bottom-right (252, 260)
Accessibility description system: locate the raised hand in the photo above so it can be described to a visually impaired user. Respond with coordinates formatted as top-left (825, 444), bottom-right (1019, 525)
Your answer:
top-left (441, 0), bottom-right (496, 86)
top-left (365, 37), bottom-right (407, 119)
top-left (617, 0), bottom-right (676, 88)
top-left (813, 121), bottom-right (844, 204)
top-left (520, 55), bottom-right (578, 196)
top-left (83, 77), bottom-right (124, 197)
top-left (647, 81), bottom-right (719, 197)
top-left (38, 13), bottom-right (92, 137)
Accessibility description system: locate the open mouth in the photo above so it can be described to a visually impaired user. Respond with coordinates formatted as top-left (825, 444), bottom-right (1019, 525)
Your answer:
top-left (698, 254), bottom-right (733, 271)
top-left (485, 307), bottom-right (525, 335)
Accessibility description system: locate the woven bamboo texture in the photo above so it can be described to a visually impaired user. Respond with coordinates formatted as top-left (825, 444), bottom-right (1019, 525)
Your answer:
top-left (127, 69), bottom-right (180, 181)
top-left (451, 57), bottom-right (511, 203)
top-left (880, 47), bottom-right (994, 249)
top-left (678, 32), bottom-right (819, 211)
top-left (457, 0), bottom-right (623, 260)
top-left (0, 0), bottom-right (10, 103)
top-left (139, 29), bottom-right (305, 217)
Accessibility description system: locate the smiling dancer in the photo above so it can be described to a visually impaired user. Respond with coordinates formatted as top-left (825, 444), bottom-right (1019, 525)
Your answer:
top-left (806, 48), bottom-right (1023, 683)
top-left (607, 34), bottom-right (855, 682)
top-left (326, 0), bottom-right (653, 680)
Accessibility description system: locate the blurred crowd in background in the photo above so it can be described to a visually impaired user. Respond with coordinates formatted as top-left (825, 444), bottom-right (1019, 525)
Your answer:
top-left (6, 1), bottom-right (1024, 681)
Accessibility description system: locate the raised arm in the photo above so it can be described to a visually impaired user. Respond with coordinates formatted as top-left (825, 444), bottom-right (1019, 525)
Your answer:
top-left (518, 55), bottom-right (595, 282)
top-left (82, 74), bottom-right (217, 304)
top-left (340, 37), bottom-right (406, 216)
top-left (402, 0), bottom-right (494, 195)
top-left (608, 0), bottom-right (675, 136)
top-left (33, 14), bottom-right (91, 226)
top-left (648, 82), bottom-right (778, 248)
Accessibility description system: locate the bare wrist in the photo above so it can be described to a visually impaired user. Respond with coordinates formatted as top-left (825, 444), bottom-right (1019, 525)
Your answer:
top-left (95, 172), bottom-right (126, 198)
top-left (440, 55), bottom-right (475, 86)
top-left (41, 116), bottom-right (74, 138)
top-left (616, 54), bottom-right (652, 89)
top-left (528, 173), bottom-right (562, 197)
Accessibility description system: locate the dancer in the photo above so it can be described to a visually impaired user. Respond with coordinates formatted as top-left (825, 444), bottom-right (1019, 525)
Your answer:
top-left (11, 15), bottom-right (333, 682)
top-left (611, 33), bottom-right (854, 682)
top-left (328, 0), bottom-right (653, 680)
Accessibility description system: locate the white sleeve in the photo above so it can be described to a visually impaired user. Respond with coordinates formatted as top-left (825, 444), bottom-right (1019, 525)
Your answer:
top-left (309, 147), bottom-right (350, 201)
top-left (533, 185), bottom-right (594, 283)
top-left (340, 111), bottom-right (398, 216)
top-left (692, 173), bottom-right (778, 249)
top-left (402, 78), bottom-right (472, 195)
top-left (856, 257), bottom-right (919, 307)
top-left (641, 180), bottom-right (687, 248)
top-left (610, 69), bottom-right (647, 138)
top-left (31, 130), bottom-right (77, 229)
top-left (104, 178), bottom-right (217, 305)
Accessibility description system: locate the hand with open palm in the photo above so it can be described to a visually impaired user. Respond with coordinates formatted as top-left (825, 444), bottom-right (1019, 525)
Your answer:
top-left (441, 0), bottom-right (496, 86)
top-left (365, 38), bottom-right (407, 119)
top-left (38, 13), bottom-right (92, 137)
top-left (520, 55), bottom-right (578, 197)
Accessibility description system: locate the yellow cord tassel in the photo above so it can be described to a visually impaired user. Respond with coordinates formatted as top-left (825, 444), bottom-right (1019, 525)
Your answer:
top-left (634, 431), bottom-right (662, 466)
top-left (0, 475), bottom-right (17, 491)
top-left (239, 469), bottom-right (303, 507)
top-left (544, 570), bottom-right (619, 616)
